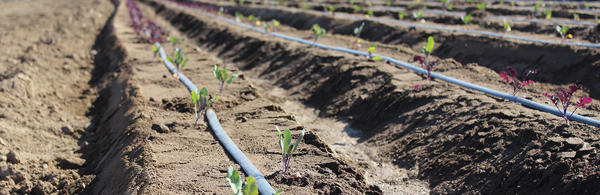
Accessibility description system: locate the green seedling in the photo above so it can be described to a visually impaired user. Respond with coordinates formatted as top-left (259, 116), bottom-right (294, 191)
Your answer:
top-left (499, 1), bottom-right (504, 6)
top-left (447, 4), bottom-right (453, 10)
top-left (573, 14), bottom-right (580, 22)
top-left (503, 19), bottom-right (511, 32)
top-left (225, 166), bottom-right (258, 195)
top-left (238, 0), bottom-right (245, 5)
top-left (191, 88), bottom-right (219, 124)
top-left (151, 44), bottom-right (162, 61)
top-left (352, 22), bottom-right (365, 49)
top-left (263, 21), bottom-right (271, 33)
top-left (584, 3), bottom-right (590, 9)
top-left (167, 48), bottom-right (189, 74)
top-left (311, 24), bottom-right (326, 45)
top-left (168, 35), bottom-right (184, 51)
top-left (367, 9), bottom-right (374, 18)
top-left (477, 2), bottom-right (486, 11)
top-left (386, 0), bottom-right (392, 6)
top-left (441, 0), bottom-right (447, 5)
top-left (556, 25), bottom-right (570, 40)
top-left (398, 11), bottom-right (405, 19)
top-left (235, 12), bottom-right (244, 23)
top-left (460, 14), bottom-right (471, 24)
top-left (367, 43), bottom-right (376, 58)
top-left (213, 65), bottom-right (238, 95)
top-left (534, 2), bottom-right (541, 16)
top-left (271, 19), bottom-right (280, 32)
top-left (276, 126), bottom-right (305, 174)
top-left (510, 1), bottom-right (515, 6)
top-left (413, 9), bottom-right (423, 21)
top-left (302, 2), bottom-right (310, 9)
top-left (328, 4), bottom-right (335, 15)
top-left (545, 8), bottom-right (552, 19)
top-left (350, 0), bottom-right (355, 5)
top-left (353, 5), bottom-right (361, 13)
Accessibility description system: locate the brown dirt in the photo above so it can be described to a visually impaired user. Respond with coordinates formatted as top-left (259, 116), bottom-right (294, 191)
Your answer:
top-left (0, 0), bottom-right (112, 193)
top-left (147, 0), bottom-right (600, 193)
top-left (2, 0), bottom-right (600, 194)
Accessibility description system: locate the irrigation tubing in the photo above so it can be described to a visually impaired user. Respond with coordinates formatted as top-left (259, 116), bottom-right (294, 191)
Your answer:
top-left (169, 2), bottom-right (600, 128)
top-left (155, 43), bottom-right (276, 194)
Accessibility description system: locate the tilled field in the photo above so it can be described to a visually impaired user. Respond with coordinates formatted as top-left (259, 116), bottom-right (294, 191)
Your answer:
top-left (1, 0), bottom-right (599, 194)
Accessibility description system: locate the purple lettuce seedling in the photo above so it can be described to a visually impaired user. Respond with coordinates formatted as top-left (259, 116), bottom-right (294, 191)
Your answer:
top-left (191, 88), bottom-right (219, 124)
top-left (499, 66), bottom-right (536, 96)
top-left (213, 65), bottom-right (238, 95)
top-left (543, 84), bottom-right (593, 126)
top-left (276, 126), bottom-right (305, 174)
top-left (413, 36), bottom-right (439, 89)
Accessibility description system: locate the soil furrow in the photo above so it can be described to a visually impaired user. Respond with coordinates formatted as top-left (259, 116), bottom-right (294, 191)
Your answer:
top-left (144, 0), bottom-right (600, 193)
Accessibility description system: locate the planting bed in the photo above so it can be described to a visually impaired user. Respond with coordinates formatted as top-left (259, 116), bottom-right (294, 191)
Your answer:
top-left (1, 0), bottom-right (600, 194)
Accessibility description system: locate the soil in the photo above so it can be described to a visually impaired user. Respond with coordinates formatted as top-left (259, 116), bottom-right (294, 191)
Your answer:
top-left (1, 0), bottom-right (599, 194)
top-left (149, 0), bottom-right (600, 193)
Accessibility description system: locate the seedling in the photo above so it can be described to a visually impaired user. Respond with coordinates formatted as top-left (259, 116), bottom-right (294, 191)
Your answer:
top-left (367, 43), bottom-right (376, 58)
top-left (413, 10), bottom-right (423, 21)
top-left (413, 36), bottom-right (439, 87)
top-left (350, 0), bottom-right (355, 5)
top-left (510, 1), bottom-right (515, 6)
top-left (534, 2), bottom-right (541, 16)
top-left (263, 21), bottom-right (271, 33)
top-left (398, 11), bottom-right (405, 20)
top-left (276, 126), bottom-right (305, 174)
top-left (352, 22), bottom-right (365, 49)
top-left (499, 1), bottom-right (504, 6)
top-left (367, 9), bottom-right (374, 18)
top-left (235, 12), bottom-right (244, 23)
top-left (503, 19), bottom-right (511, 32)
top-left (460, 14), bottom-right (471, 24)
top-left (225, 166), bottom-right (259, 195)
top-left (311, 24), bottom-right (326, 45)
top-left (447, 4), bottom-right (453, 10)
top-left (573, 14), bottom-right (580, 22)
top-left (191, 88), bottom-right (219, 124)
top-left (556, 25), bottom-right (571, 40)
top-left (248, 15), bottom-right (255, 23)
top-left (544, 85), bottom-right (592, 126)
top-left (499, 66), bottom-right (536, 96)
top-left (386, 0), bottom-right (392, 6)
top-left (477, 2), bottom-right (486, 11)
top-left (441, 0), bottom-right (448, 5)
top-left (151, 44), bottom-right (162, 61)
top-left (167, 48), bottom-right (189, 74)
top-left (213, 65), bottom-right (238, 94)
top-left (218, 7), bottom-right (224, 16)
top-left (271, 19), bottom-right (280, 32)
top-left (353, 5), bottom-right (361, 13)
top-left (584, 3), bottom-right (590, 9)
top-left (545, 8), bottom-right (552, 19)
top-left (328, 5), bottom-right (336, 15)
top-left (168, 35), bottom-right (184, 52)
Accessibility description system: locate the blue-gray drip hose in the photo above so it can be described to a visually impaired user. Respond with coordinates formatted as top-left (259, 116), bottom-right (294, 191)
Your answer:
top-left (155, 43), bottom-right (276, 194)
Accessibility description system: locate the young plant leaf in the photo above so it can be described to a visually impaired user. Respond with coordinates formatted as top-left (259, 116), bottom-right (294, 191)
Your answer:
top-left (423, 36), bottom-right (434, 55)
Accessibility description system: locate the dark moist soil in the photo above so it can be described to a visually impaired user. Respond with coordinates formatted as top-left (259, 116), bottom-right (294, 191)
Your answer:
top-left (147, 0), bottom-right (600, 193)
top-left (193, 0), bottom-right (600, 101)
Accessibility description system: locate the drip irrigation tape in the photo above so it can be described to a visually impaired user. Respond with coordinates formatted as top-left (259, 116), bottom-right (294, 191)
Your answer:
top-left (172, 3), bottom-right (600, 127)
top-left (155, 43), bottom-right (276, 194)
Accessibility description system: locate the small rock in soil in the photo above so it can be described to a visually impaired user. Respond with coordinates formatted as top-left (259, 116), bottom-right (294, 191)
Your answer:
top-left (152, 123), bottom-right (170, 133)
top-left (565, 137), bottom-right (584, 148)
top-left (0, 155), bottom-right (6, 162)
top-left (61, 125), bottom-right (74, 135)
top-left (7, 151), bottom-right (21, 164)
top-left (579, 142), bottom-right (594, 151)
top-left (558, 151), bottom-right (576, 159)
top-left (0, 137), bottom-right (6, 145)
top-left (547, 136), bottom-right (564, 145)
